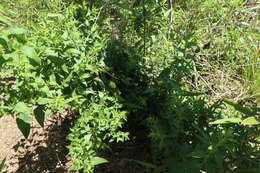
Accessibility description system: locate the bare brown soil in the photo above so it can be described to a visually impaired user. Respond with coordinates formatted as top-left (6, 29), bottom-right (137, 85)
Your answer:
top-left (0, 113), bottom-right (75, 173)
top-left (0, 113), bottom-right (151, 173)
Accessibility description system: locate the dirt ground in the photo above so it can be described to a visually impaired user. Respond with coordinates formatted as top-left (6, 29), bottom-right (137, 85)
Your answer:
top-left (0, 112), bottom-right (152, 173)
top-left (0, 112), bottom-right (75, 173)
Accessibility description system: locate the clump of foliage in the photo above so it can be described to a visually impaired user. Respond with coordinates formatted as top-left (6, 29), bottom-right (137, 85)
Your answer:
top-left (0, 1), bottom-right (129, 172)
top-left (0, 0), bottom-right (259, 173)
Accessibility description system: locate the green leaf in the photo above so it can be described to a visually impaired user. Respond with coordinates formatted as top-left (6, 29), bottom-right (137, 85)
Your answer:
top-left (84, 134), bottom-right (92, 142)
top-left (17, 112), bottom-right (32, 124)
top-left (14, 102), bottom-right (31, 115)
top-left (21, 46), bottom-right (35, 57)
top-left (0, 37), bottom-right (8, 49)
top-left (241, 117), bottom-right (260, 125)
top-left (209, 118), bottom-right (241, 124)
top-left (90, 157), bottom-right (108, 166)
top-left (47, 13), bottom-right (62, 18)
top-left (66, 48), bottom-right (81, 55)
top-left (49, 74), bottom-right (57, 85)
top-left (205, 161), bottom-right (216, 173)
top-left (0, 15), bottom-right (12, 25)
top-left (34, 105), bottom-right (45, 127)
top-left (6, 27), bottom-right (27, 35)
top-left (21, 45), bottom-right (40, 65)
top-left (0, 57), bottom-right (5, 68)
top-left (214, 152), bottom-right (223, 169)
top-left (0, 158), bottom-right (6, 172)
top-left (68, 164), bottom-right (83, 171)
top-left (109, 81), bottom-right (117, 89)
top-left (37, 98), bottom-right (51, 105)
top-left (190, 150), bottom-right (206, 158)
top-left (223, 98), bottom-right (255, 116)
top-left (16, 113), bottom-right (31, 138)
top-left (165, 9), bottom-right (173, 18)
top-left (14, 102), bottom-right (32, 138)
top-left (44, 109), bottom-right (52, 117)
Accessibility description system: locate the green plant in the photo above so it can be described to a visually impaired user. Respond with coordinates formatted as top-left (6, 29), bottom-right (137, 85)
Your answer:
top-left (0, 0), bottom-right (259, 173)
top-left (210, 98), bottom-right (260, 125)
top-left (0, 158), bottom-right (6, 173)
top-left (67, 93), bottom-right (128, 172)
top-left (0, 1), bottom-right (129, 172)
top-left (109, 1), bottom-right (260, 172)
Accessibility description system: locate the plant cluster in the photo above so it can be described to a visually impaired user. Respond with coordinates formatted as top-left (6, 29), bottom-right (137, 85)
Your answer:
top-left (0, 0), bottom-right (259, 173)
top-left (1, 1), bottom-right (128, 171)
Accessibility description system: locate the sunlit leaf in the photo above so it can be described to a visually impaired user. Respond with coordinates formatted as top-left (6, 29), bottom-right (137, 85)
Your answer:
top-left (6, 27), bottom-right (27, 35)
top-left (241, 117), bottom-right (260, 125)
top-left (14, 102), bottom-right (31, 115)
top-left (21, 45), bottom-right (40, 65)
top-left (209, 118), bottom-right (241, 124)
top-left (90, 157), bottom-right (108, 166)
top-left (109, 81), bottom-right (117, 89)
top-left (68, 164), bottom-right (83, 171)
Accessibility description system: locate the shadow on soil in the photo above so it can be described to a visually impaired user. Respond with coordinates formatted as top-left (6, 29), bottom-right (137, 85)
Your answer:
top-left (7, 113), bottom-right (75, 173)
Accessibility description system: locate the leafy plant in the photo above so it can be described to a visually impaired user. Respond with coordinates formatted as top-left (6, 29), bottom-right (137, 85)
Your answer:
top-left (0, 0), bottom-right (259, 173)
top-left (0, 1), bottom-right (129, 172)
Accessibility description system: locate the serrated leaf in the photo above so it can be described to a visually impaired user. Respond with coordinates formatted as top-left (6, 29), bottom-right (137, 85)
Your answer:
top-left (34, 105), bottom-right (45, 127)
top-left (209, 118), bottom-right (241, 124)
top-left (241, 117), bottom-right (260, 125)
top-left (16, 113), bottom-right (31, 138)
top-left (90, 157), bottom-right (108, 166)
